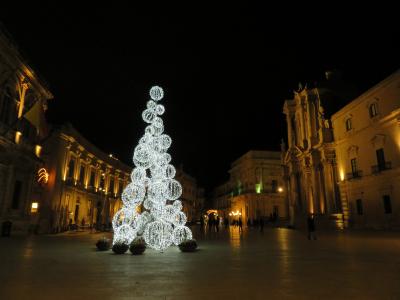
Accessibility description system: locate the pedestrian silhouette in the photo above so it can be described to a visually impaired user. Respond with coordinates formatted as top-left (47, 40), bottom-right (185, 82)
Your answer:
top-left (224, 217), bottom-right (229, 229)
top-left (259, 217), bottom-right (264, 232)
top-left (215, 216), bottom-right (220, 232)
top-left (307, 214), bottom-right (317, 240)
top-left (238, 217), bottom-right (243, 233)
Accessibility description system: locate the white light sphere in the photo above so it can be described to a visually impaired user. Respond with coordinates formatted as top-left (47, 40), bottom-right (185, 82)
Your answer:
top-left (121, 183), bottom-right (145, 206)
top-left (172, 200), bottom-right (183, 211)
top-left (144, 221), bottom-right (173, 251)
top-left (172, 226), bottom-right (193, 245)
top-left (163, 179), bottom-right (182, 200)
top-left (151, 123), bottom-right (164, 136)
top-left (113, 224), bottom-right (136, 245)
top-left (145, 125), bottom-right (155, 135)
top-left (159, 134), bottom-right (172, 149)
top-left (165, 165), bottom-right (176, 179)
top-left (133, 157), bottom-right (152, 169)
top-left (143, 198), bottom-right (153, 210)
top-left (156, 104), bottom-right (165, 115)
top-left (134, 144), bottom-right (153, 163)
top-left (173, 211), bottom-right (187, 227)
top-left (149, 86), bottom-right (164, 101)
top-left (142, 109), bottom-right (156, 123)
top-left (131, 167), bottom-right (146, 183)
top-left (147, 100), bottom-right (157, 109)
top-left (162, 205), bottom-right (176, 222)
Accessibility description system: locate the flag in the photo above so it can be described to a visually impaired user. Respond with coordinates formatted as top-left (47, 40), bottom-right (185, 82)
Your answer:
top-left (23, 99), bottom-right (48, 139)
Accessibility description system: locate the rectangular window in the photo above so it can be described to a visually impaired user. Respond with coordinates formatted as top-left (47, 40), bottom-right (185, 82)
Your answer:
top-left (271, 180), bottom-right (278, 193)
top-left (383, 195), bottom-right (392, 214)
top-left (68, 158), bottom-right (75, 179)
top-left (79, 164), bottom-right (85, 183)
top-left (369, 103), bottom-right (378, 118)
top-left (376, 148), bottom-right (385, 171)
top-left (351, 158), bottom-right (357, 175)
top-left (12, 180), bottom-right (23, 209)
top-left (89, 168), bottom-right (96, 187)
top-left (109, 177), bottom-right (114, 194)
top-left (345, 118), bottom-right (352, 131)
top-left (356, 199), bottom-right (363, 215)
top-left (100, 172), bottom-right (105, 190)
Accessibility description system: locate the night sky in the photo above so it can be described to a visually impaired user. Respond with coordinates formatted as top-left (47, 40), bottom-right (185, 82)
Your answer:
top-left (1, 3), bottom-right (399, 193)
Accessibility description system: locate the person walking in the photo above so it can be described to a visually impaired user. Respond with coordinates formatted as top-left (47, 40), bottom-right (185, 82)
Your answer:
top-left (215, 216), bottom-right (220, 232)
top-left (200, 215), bottom-right (205, 234)
top-left (224, 217), bottom-right (229, 229)
top-left (238, 217), bottom-right (243, 233)
top-left (307, 214), bottom-right (317, 240)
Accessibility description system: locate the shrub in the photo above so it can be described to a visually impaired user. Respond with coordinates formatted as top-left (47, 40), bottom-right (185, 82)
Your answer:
top-left (112, 242), bottom-right (129, 254)
top-left (129, 237), bottom-right (146, 255)
top-left (178, 239), bottom-right (198, 252)
top-left (96, 237), bottom-right (110, 251)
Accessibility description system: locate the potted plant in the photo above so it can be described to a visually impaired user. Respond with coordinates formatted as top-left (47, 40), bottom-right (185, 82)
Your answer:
top-left (178, 239), bottom-right (198, 252)
top-left (129, 237), bottom-right (146, 255)
top-left (112, 242), bottom-right (129, 254)
top-left (96, 237), bottom-right (110, 251)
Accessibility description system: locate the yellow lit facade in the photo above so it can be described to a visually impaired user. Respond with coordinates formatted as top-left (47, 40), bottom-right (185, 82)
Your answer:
top-left (332, 70), bottom-right (400, 229)
top-left (213, 151), bottom-right (287, 224)
top-left (40, 123), bottom-right (131, 233)
top-left (0, 27), bottom-right (53, 234)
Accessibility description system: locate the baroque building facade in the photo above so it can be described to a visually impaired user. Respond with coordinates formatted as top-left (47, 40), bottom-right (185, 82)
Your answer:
top-left (213, 150), bottom-right (287, 224)
top-left (283, 70), bottom-right (400, 229)
top-left (0, 26), bottom-right (53, 234)
top-left (332, 70), bottom-right (400, 229)
top-left (40, 123), bottom-right (131, 233)
top-left (282, 72), bottom-right (357, 229)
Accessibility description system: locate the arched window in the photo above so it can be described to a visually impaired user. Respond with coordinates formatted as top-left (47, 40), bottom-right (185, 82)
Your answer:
top-left (369, 103), bottom-right (378, 118)
top-left (345, 118), bottom-right (352, 131)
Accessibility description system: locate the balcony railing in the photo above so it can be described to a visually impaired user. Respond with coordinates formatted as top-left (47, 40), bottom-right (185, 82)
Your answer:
top-left (346, 170), bottom-right (363, 180)
top-left (371, 162), bottom-right (392, 174)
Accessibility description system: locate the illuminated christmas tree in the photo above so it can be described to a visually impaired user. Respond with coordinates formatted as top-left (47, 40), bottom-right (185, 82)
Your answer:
top-left (112, 86), bottom-right (192, 251)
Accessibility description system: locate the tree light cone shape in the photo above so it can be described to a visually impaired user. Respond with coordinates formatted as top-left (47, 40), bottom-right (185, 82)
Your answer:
top-left (112, 86), bottom-right (193, 251)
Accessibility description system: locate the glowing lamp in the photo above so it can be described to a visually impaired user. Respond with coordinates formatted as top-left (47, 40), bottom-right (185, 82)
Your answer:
top-left (31, 202), bottom-right (39, 213)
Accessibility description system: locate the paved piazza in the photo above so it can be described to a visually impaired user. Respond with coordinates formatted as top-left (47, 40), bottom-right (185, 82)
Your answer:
top-left (0, 227), bottom-right (400, 299)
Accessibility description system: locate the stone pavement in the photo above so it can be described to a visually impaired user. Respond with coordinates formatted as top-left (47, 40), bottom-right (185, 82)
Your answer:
top-left (0, 226), bottom-right (399, 299)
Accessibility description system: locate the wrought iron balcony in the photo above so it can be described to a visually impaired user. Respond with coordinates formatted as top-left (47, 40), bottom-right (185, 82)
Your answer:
top-left (371, 162), bottom-right (392, 174)
top-left (346, 170), bottom-right (363, 180)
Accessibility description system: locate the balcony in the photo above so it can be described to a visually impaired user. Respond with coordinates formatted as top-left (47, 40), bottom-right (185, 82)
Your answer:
top-left (346, 170), bottom-right (363, 180)
top-left (371, 162), bottom-right (392, 174)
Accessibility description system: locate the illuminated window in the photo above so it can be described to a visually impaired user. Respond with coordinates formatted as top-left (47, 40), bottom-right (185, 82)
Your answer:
top-left (31, 202), bottom-right (39, 213)
top-left (255, 183), bottom-right (262, 194)
top-left (68, 158), bottom-right (75, 179)
top-left (89, 168), bottom-right (96, 187)
top-left (345, 118), bottom-right (352, 131)
top-left (351, 158), bottom-right (358, 175)
top-left (369, 103), bottom-right (378, 118)
top-left (79, 164), bottom-right (85, 183)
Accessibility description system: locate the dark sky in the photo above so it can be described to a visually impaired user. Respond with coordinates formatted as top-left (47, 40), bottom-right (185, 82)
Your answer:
top-left (1, 3), bottom-right (399, 192)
